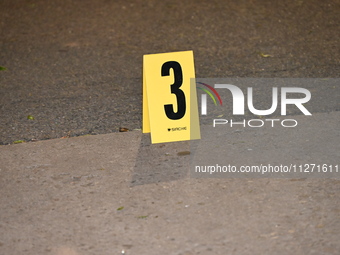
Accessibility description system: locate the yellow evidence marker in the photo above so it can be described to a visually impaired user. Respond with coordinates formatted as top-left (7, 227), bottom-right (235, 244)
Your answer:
top-left (143, 51), bottom-right (200, 144)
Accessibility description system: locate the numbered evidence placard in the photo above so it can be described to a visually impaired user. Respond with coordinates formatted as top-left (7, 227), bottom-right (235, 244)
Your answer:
top-left (143, 51), bottom-right (200, 144)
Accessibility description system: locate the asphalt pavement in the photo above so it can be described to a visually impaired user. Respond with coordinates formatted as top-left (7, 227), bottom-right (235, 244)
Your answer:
top-left (0, 0), bottom-right (339, 144)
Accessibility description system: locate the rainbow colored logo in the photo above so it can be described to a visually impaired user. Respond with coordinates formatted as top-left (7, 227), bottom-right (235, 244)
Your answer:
top-left (196, 82), bottom-right (223, 106)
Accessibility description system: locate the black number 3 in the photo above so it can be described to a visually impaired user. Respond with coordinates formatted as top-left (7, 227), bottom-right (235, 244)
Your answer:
top-left (161, 61), bottom-right (186, 120)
